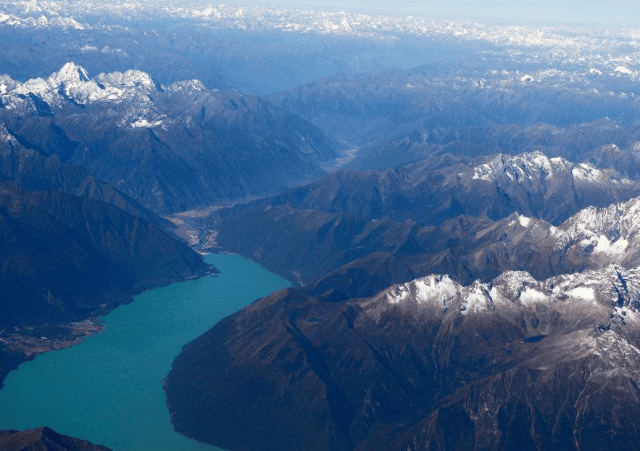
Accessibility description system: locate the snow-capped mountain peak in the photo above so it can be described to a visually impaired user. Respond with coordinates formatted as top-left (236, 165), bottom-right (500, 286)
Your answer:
top-left (379, 264), bottom-right (640, 325)
top-left (9, 62), bottom-right (101, 106)
top-left (96, 70), bottom-right (159, 92)
top-left (556, 196), bottom-right (640, 256)
top-left (384, 274), bottom-right (459, 307)
top-left (472, 151), bottom-right (633, 187)
top-left (0, 74), bottom-right (17, 95)
top-left (473, 152), bottom-right (552, 181)
top-left (0, 64), bottom-right (171, 123)
top-left (473, 151), bottom-right (557, 183)
top-left (49, 61), bottom-right (90, 85)
top-left (166, 79), bottom-right (207, 95)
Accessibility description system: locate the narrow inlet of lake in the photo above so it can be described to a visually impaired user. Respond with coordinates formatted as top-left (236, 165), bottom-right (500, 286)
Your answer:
top-left (0, 254), bottom-right (291, 451)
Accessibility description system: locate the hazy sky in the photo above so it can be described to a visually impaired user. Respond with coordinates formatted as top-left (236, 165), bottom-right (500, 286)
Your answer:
top-left (218, 0), bottom-right (640, 27)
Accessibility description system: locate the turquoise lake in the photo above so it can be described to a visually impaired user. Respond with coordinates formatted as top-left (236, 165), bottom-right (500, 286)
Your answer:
top-left (0, 254), bottom-right (290, 450)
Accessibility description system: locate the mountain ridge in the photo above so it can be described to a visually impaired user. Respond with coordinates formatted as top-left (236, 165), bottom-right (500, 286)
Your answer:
top-left (204, 151), bottom-right (640, 291)
top-left (0, 63), bottom-right (337, 213)
top-left (165, 262), bottom-right (640, 450)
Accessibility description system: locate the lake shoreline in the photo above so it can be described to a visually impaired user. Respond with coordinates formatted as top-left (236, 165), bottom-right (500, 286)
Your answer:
top-left (0, 263), bottom-right (218, 390)
top-left (0, 254), bottom-right (290, 451)
top-left (0, 319), bottom-right (107, 390)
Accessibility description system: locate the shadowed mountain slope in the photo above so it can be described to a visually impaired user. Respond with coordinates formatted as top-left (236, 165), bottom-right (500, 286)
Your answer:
top-left (166, 264), bottom-right (640, 451)
top-left (0, 127), bottom-right (212, 386)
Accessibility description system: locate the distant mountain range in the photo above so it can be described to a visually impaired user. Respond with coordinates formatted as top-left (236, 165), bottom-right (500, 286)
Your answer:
top-left (0, 0), bottom-right (479, 94)
top-left (268, 64), bottom-right (640, 169)
top-left (1, 0), bottom-right (639, 95)
top-left (0, 63), bottom-right (336, 213)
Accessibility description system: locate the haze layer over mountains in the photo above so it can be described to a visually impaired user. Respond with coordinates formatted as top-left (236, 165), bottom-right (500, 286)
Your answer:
top-left (3, 0), bottom-right (640, 450)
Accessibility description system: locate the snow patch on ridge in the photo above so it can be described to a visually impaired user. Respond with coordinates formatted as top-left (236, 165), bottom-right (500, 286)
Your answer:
top-left (471, 152), bottom-right (631, 190)
top-left (97, 70), bottom-right (157, 91)
top-left (594, 236), bottom-right (628, 255)
top-left (472, 151), bottom-right (554, 183)
top-left (381, 265), bottom-right (640, 322)
top-left (568, 286), bottom-right (595, 301)
top-left (413, 275), bottom-right (459, 306)
top-left (131, 118), bottom-right (163, 128)
top-left (615, 66), bottom-right (633, 75)
top-left (557, 197), bottom-right (640, 259)
top-left (167, 79), bottom-right (207, 93)
top-left (459, 281), bottom-right (496, 314)
top-left (387, 274), bottom-right (459, 307)
top-left (518, 215), bottom-right (533, 228)
top-left (519, 287), bottom-right (547, 305)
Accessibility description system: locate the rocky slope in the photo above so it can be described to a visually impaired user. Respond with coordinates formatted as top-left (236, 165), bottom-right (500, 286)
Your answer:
top-left (212, 151), bottom-right (640, 226)
top-left (165, 264), bottom-right (640, 451)
top-left (0, 63), bottom-right (336, 213)
top-left (0, 427), bottom-right (112, 451)
top-left (309, 192), bottom-right (640, 300)
top-left (583, 143), bottom-right (640, 179)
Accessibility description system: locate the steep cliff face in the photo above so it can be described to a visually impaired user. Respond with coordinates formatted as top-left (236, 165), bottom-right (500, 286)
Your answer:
top-left (0, 182), bottom-right (209, 325)
top-left (0, 427), bottom-right (112, 451)
top-left (165, 265), bottom-right (640, 451)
